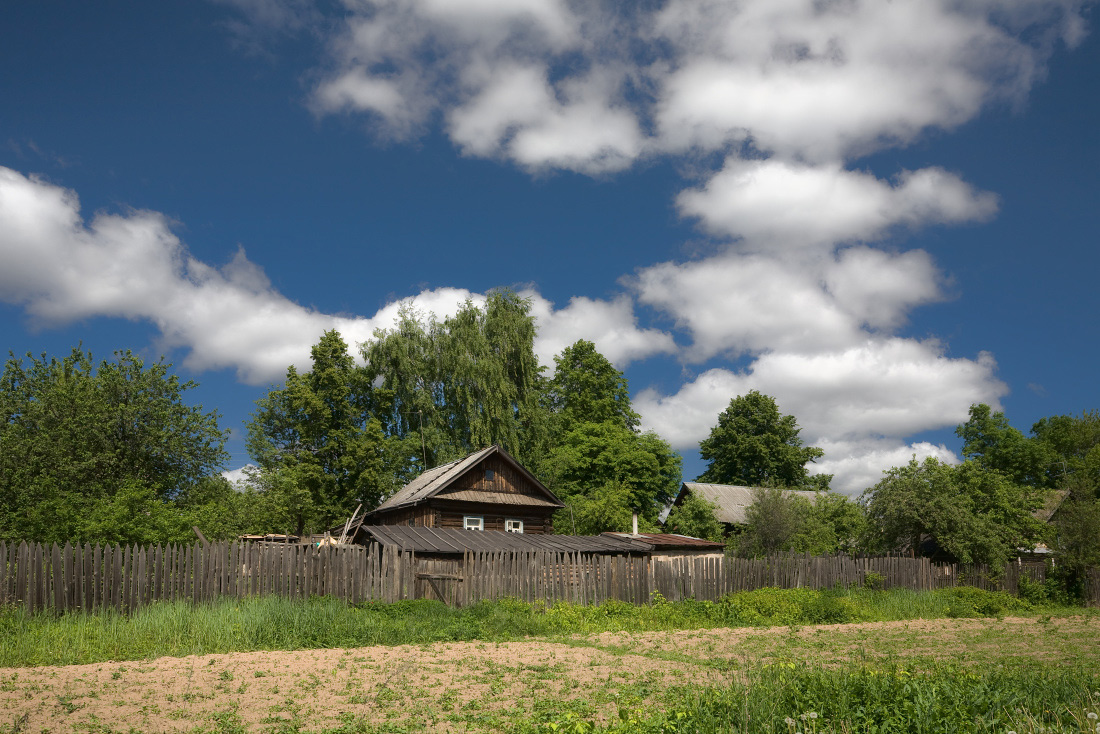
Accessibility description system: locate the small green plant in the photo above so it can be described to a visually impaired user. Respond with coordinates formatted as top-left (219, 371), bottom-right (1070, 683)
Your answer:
top-left (863, 572), bottom-right (885, 591)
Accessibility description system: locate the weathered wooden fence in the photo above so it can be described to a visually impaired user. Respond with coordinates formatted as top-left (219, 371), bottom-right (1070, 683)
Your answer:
top-left (2, 540), bottom-right (1096, 615)
top-left (0, 540), bottom-right (414, 614)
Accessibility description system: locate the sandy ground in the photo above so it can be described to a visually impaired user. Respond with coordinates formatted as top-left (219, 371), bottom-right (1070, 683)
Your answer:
top-left (2, 617), bottom-right (1097, 733)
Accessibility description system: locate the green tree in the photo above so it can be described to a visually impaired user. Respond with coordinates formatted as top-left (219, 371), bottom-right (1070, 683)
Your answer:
top-left (0, 347), bottom-right (228, 544)
top-left (563, 480), bottom-right (658, 536)
top-left (541, 340), bottom-right (681, 534)
top-left (733, 487), bottom-right (810, 557)
top-left (860, 457), bottom-right (1044, 568)
top-left (1032, 410), bottom-right (1100, 491)
top-left (1052, 473), bottom-right (1100, 594)
top-left (248, 330), bottom-right (389, 536)
top-left (664, 491), bottom-right (724, 542)
top-left (802, 491), bottom-right (866, 554)
top-left (549, 340), bottom-right (639, 431)
top-left (545, 421), bottom-right (681, 530)
top-left (698, 391), bottom-right (827, 488)
top-left (957, 403), bottom-right (1054, 487)
top-left (729, 489), bottom-right (864, 557)
top-left (363, 291), bottom-right (549, 474)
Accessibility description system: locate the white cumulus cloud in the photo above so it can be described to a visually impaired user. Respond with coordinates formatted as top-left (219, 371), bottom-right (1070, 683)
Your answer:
top-left (633, 339), bottom-right (1006, 493)
top-left (676, 160), bottom-right (998, 252)
top-left (0, 167), bottom-right (670, 383)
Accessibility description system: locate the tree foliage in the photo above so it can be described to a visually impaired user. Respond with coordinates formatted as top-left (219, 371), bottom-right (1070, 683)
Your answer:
top-left (549, 340), bottom-right (639, 431)
top-left (732, 488), bottom-right (809, 557)
top-left (729, 488), bottom-right (864, 557)
top-left (698, 391), bottom-right (827, 488)
top-left (1032, 410), bottom-right (1100, 491)
top-left (362, 291), bottom-right (549, 475)
top-left (542, 340), bottom-right (681, 534)
top-left (1053, 474), bottom-right (1100, 581)
top-left (247, 331), bottom-right (389, 536)
top-left (860, 457), bottom-right (1045, 568)
top-left (664, 491), bottom-right (724, 542)
top-left (957, 404), bottom-right (1054, 487)
top-left (544, 421), bottom-right (681, 526)
top-left (0, 347), bottom-right (228, 544)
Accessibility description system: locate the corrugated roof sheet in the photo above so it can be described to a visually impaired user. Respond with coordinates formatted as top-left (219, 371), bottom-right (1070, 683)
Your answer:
top-left (359, 526), bottom-right (653, 554)
top-left (681, 482), bottom-right (820, 525)
top-left (602, 532), bottom-right (725, 550)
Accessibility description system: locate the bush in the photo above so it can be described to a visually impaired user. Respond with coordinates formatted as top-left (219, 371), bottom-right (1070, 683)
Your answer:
top-left (862, 572), bottom-right (885, 591)
top-left (937, 586), bottom-right (1031, 618)
top-left (718, 588), bottom-right (862, 626)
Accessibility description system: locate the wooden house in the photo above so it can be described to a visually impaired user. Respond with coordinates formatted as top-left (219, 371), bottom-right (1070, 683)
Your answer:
top-left (361, 445), bottom-right (565, 534)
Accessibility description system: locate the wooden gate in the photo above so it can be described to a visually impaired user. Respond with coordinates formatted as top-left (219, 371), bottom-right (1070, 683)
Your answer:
top-left (412, 556), bottom-right (464, 605)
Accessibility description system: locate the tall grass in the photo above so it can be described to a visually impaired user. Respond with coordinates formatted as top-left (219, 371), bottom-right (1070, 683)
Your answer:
top-left (529, 663), bottom-right (1100, 734)
top-left (0, 585), bottom-right (1088, 668)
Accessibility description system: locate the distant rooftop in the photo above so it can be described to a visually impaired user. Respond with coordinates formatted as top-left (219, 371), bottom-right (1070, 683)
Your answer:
top-left (679, 482), bottom-right (820, 525)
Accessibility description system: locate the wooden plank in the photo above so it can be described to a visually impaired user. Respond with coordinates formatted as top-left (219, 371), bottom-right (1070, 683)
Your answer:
top-left (0, 541), bottom-right (7, 606)
top-left (109, 544), bottom-right (121, 614)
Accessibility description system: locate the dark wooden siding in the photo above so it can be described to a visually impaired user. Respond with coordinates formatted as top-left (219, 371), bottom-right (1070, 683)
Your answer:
top-left (371, 504), bottom-right (435, 528)
top-left (436, 455), bottom-right (543, 501)
top-left (369, 501), bottom-right (554, 533)
top-left (436, 503), bottom-right (553, 534)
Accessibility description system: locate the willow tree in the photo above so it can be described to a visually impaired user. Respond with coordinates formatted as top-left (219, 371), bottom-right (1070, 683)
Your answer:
top-left (362, 291), bottom-right (550, 474)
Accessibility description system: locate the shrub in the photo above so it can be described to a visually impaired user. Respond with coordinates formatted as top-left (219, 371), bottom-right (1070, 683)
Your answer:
top-left (937, 586), bottom-right (1031, 618)
top-left (862, 572), bottom-right (885, 591)
top-left (717, 588), bottom-right (862, 626)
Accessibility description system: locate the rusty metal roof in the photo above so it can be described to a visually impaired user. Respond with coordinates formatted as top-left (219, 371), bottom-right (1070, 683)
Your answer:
top-left (602, 532), bottom-right (725, 550)
top-left (358, 526), bottom-right (652, 555)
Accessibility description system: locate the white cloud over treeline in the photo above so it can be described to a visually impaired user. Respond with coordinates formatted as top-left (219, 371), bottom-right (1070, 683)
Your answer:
top-left (3, 0), bottom-right (1089, 491)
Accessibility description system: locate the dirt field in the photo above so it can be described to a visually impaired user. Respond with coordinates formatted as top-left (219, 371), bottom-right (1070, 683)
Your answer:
top-left (3, 616), bottom-right (1097, 733)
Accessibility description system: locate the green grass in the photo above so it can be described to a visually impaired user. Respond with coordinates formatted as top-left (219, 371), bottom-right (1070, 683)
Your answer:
top-left (0, 586), bottom-right (1088, 668)
top-left (1, 589), bottom-right (1098, 733)
top-left (526, 663), bottom-right (1100, 734)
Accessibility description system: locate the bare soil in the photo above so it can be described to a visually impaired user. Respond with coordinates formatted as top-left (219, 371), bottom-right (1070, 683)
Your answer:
top-left (2, 616), bottom-right (1097, 733)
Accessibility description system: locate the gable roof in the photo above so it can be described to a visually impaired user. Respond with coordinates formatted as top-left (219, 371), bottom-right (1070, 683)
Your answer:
top-left (678, 482), bottom-right (820, 525)
top-left (365, 445), bottom-right (564, 517)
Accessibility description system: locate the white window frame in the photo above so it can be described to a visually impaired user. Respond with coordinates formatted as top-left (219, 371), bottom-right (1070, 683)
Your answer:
top-left (464, 515), bottom-right (484, 531)
top-left (505, 519), bottom-right (524, 533)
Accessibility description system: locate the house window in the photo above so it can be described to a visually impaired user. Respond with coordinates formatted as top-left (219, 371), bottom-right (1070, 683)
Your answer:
top-left (505, 519), bottom-right (523, 533)
top-left (485, 469), bottom-right (495, 481)
top-left (464, 515), bottom-right (484, 531)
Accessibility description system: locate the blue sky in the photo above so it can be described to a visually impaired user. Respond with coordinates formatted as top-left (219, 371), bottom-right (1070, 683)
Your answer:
top-left (1, 0), bottom-right (1096, 494)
